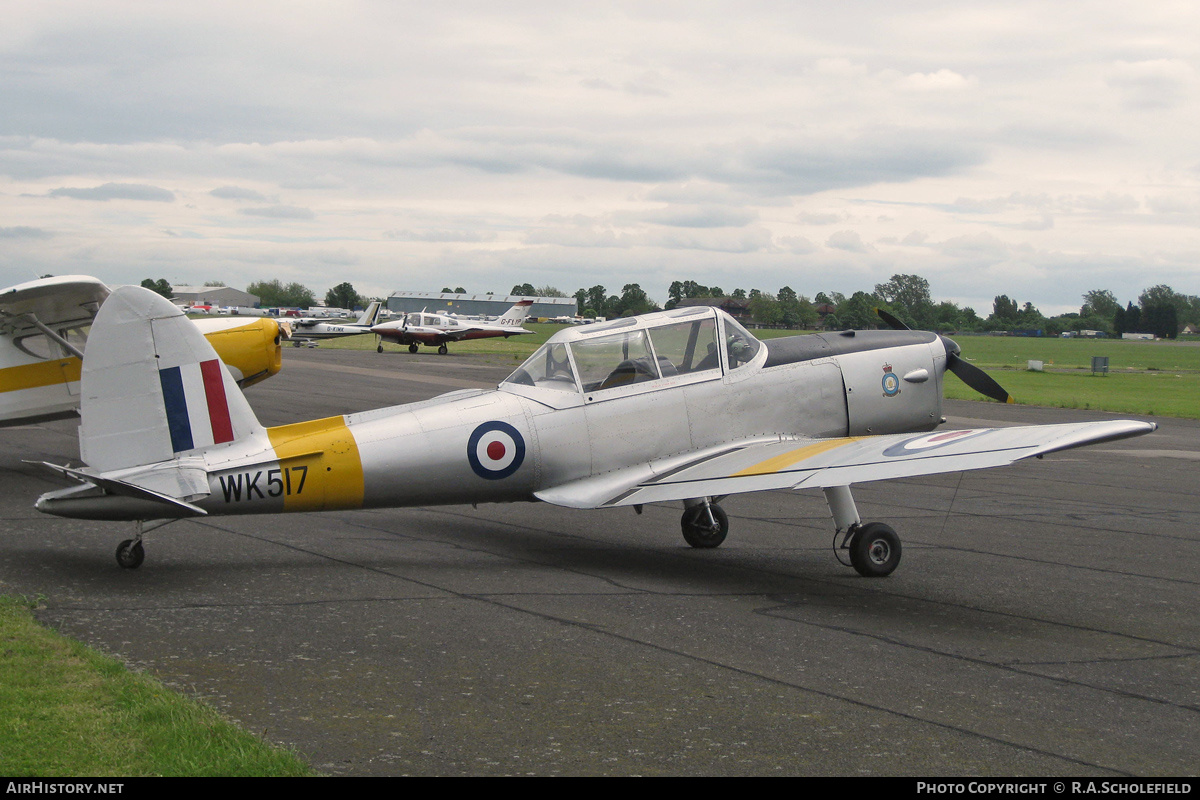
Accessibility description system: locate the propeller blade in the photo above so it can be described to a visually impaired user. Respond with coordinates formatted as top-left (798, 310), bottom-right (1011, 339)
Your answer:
top-left (875, 308), bottom-right (909, 330)
top-left (947, 352), bottom-right (1015, 404)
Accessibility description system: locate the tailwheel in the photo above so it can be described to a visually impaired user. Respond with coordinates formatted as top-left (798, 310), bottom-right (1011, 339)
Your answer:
top-left (681, 503), bottom-right (728, 548)
top-left (848, 522), bottom-right (901, 577)
top-left (115, 539), bottom-right (145, 570)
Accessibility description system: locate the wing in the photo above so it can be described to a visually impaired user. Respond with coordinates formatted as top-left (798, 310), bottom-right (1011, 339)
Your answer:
top-left (535, 420), bottom-right (1156, 509)
top-left (403, 326), bottom-right (453, 344)
top-left (0, 275), bottom-right (110, 337)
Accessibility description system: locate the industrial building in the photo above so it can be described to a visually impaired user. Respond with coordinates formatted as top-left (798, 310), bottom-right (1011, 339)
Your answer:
top-left (170, 285), bottom-right (260, 309)
top-left (386, 291), bottom-right (576, 320)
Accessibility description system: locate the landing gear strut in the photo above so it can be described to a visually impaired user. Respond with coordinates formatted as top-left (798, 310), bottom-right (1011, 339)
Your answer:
top-left (113, 519), bottom-right (175, 570)
top-left (680, 498), bottom-right (728, 548)
top-left (824, 485), bottom-right (903, 577)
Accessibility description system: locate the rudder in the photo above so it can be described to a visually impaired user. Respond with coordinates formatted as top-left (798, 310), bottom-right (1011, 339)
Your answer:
top-left (79, 286), bottom-right (264, 472)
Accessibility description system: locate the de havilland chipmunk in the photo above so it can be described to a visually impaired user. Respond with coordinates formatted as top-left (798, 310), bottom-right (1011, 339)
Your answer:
top-left (371, 300), bottom-right (534, 354)
top-left (1, 275), bottom-right (287, 427)
top-left (34, 285), bottom-right (1155, 574)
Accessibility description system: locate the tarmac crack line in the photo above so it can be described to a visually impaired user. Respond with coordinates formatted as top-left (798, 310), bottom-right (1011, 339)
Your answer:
top-left (753, 603), bottom-right (1200, 716)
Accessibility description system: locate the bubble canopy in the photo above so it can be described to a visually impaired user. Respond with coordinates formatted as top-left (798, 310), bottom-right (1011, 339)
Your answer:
top-left (501, 307), bottom-right (761, 403)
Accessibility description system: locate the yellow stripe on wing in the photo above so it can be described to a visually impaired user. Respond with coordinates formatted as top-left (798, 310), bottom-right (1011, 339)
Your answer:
top-left (731, 437), bottom-right (862, 477)
top-left (0, 358), bottom-right (82, 392)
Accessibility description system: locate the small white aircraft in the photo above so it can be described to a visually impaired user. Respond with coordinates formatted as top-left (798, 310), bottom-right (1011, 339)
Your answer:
top-left (371, 300), bottom-right (534, 354)
top-left (0, 276), bottom-right (286, 427)
top-left (288, 301), bottom-right (382, 346)
top-left (35, 286), bottom-right (1156, 574)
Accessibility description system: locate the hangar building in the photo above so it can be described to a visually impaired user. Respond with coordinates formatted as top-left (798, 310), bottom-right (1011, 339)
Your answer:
top-left (170, 285), bottom-right (260, 308)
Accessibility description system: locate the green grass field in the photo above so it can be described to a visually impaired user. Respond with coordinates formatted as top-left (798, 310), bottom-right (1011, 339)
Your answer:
top-left (320, 324), bottom-right (1200, 419)
top-left (0, 596), bottom-right (316, 777)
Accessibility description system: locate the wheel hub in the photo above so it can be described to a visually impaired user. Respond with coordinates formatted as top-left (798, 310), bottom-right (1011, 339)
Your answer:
top-left (867, 539), bottom-right (890, 564)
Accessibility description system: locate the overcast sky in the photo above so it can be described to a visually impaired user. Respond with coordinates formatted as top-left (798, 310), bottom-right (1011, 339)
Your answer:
top-left (1, 1), bottom-right (1197, 314)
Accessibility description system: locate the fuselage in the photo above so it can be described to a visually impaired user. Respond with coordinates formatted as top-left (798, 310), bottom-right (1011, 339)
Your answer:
top-left (38, 307), bottom-right (950, 520)
top-left (371, 311), bottom-right (531, 347)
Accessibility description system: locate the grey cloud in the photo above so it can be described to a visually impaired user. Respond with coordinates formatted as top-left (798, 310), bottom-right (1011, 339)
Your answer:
top-left (0, 226), bottom-right (53, 239)
top-left (929, 232), bottom-right (1033, 260)
top-left (237, 205), bottom-right (316, 219)
top-left (384, 229), bottom-right (498, 242)
top-left (523, 227), bottom-right (633, 248)
top-left (734, 133), bottom-right (986, 194)
top-left (796, 211), bottom-right (843, 225)
top-left (952, 196), bottom-right (1010, 214)
top-left (47, 182), bottom-right (174, 202)
top-left (778, 236), bottom-right (818, 254)
top-left (1072, 193), bottom-right (1140, 213)
top-left (426, 127), bottom-right (984, 196)
top-left (826, 230), bottom-right (872, 253)
top-left (626, 205), bottom-right (759, 229)
top-left (1106, 59), bottom-right (1194, 110)
top-left (1013, 215), bottom-right (1055, 231)
top-left (210, 186), bottom-right (272, 202)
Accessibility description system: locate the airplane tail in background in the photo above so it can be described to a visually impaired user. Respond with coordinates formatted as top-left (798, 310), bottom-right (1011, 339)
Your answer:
top-left (78, 286), bottom-right (264, 473)
top-left (355, 301), bottom-right (382, 327)
top-left (495, 300), bottom-right (534, 327)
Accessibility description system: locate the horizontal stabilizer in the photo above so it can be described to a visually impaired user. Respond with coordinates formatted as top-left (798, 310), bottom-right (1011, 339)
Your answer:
top-left (36, 462), bottom-right (208, 518)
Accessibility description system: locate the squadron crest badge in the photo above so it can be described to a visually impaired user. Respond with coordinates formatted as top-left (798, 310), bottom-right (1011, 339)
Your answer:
top-left (881, 363), bottom-right (900, 397)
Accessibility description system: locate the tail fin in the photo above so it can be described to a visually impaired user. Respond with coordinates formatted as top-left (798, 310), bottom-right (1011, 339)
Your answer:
top-left (79, 286), bottom-right (264, 472)
top-left (355, 301), bottom-right (382, 326)
top-left (495, 300), bottom-right (534, 327)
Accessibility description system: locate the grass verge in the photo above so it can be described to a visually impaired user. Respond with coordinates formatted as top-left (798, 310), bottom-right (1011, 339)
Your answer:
top-left (0, 595), bottom-right (316, 777)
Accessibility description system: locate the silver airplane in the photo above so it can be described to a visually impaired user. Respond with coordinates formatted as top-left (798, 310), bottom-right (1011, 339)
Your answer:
top-left (35, 286), bottom-right (1155, 573)
top-left (288, 301), bottom-right (382, 345)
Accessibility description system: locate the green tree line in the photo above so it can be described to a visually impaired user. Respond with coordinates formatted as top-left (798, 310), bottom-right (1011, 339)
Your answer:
top-left (141, 275), bottom-right (1199, 335)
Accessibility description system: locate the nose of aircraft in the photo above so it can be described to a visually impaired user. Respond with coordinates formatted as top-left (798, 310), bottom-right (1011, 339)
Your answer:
top-left (876, 308), bottom-right (1014, 404)
top-left (939, 334), bottom-right (961, 358)
top-left (939, 334), bottom-right (1015, 404)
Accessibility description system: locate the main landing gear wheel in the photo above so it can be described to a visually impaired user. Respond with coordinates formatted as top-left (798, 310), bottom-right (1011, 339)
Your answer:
top-left (408, 343), bottom-right (419, 354)
top-left (437, 345), bottom-right (448, 355)
top-left (115, 539), bottom-right (145, 570)
top-left (681, 504), bottom-right (728, 548)
top-left (848, 522), bottom-right (901, 577)
top-left (377, 344), bottom-right (383, 353)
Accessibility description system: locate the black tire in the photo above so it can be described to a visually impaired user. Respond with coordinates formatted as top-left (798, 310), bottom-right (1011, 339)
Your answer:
top-left (116, 539), bottom-right (145, 570)
top-left (849, 522), bottom-right (901, 577)
top-left (437, 345), bottom-right (448, 355)
top-left (408, 343), bottom-right (419, 354)
top-left (681, 504), bottom-right (728, 548)
top-left (377, 344), bottom-right (383, 353)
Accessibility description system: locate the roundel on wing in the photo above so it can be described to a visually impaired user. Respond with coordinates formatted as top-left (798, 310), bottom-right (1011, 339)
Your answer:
top-left (881, 429), bottom-right (987, 458)
top-left (467, 421), bottom-right (526, 480)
